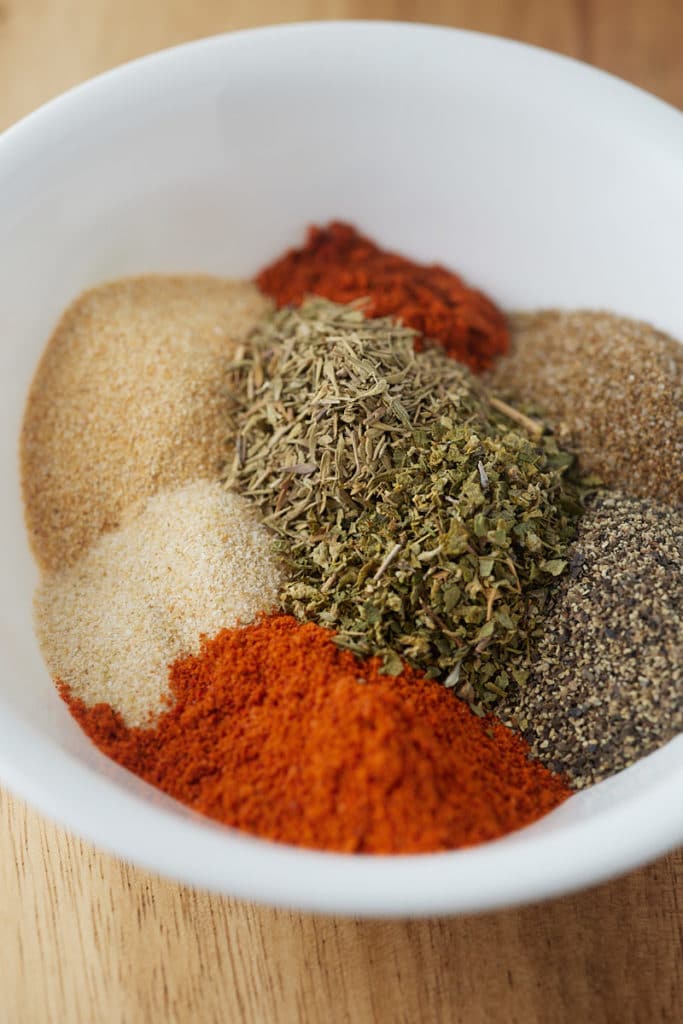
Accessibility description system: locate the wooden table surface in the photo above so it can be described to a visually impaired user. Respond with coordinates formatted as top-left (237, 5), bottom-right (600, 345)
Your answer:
top-left (1, 2), bottom-right (682, 1021)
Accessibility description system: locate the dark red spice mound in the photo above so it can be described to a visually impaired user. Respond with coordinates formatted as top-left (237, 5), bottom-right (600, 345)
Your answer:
top-left (256, 222), bottom-right (509, 373)
top-left (60, 616), bottom-right (570, 854)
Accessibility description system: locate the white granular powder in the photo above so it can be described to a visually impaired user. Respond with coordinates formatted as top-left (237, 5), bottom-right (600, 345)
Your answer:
top-left (35, 481), bottom-right (282, 726)
top-left (21, 275), bottom-right (271, 571)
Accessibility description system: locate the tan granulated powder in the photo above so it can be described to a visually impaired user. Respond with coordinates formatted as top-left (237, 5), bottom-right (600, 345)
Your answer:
top-left (487, 311), bottom-right (683, 504)
top-left (21, 275), bottom-right (271, 571)
top-left (35, 481), bottom-right (283, 726)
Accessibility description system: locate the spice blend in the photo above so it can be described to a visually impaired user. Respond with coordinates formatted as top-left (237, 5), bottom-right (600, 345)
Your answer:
top-left (226, 299), bottom-right (581, 706)
top-left (59, 616), bottom-right (572, 854)
top-left (257, 221), bottom-right (509, 372)
top-left (18, 224), bottom-right (683, 858)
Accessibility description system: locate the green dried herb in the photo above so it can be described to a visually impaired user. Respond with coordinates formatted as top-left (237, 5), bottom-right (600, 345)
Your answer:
top-left (224, 299), bottom-right (583, 708)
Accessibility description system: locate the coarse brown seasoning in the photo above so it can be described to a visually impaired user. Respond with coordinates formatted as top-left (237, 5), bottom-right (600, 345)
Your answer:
top-left (500, 492), bottom-right (683, 787)
top-left (21, 275), bottom-right (271, 570)
top-left (487, 311), bottom-right (683, 504)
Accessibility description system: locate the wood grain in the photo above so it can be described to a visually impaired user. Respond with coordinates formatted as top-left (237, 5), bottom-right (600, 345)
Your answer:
top-left (1, 2), bottom-right (682, 1022)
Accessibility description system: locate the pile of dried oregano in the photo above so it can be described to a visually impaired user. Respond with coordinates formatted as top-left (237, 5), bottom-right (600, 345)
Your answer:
top-left (225, 299), bottom-right (583, 707)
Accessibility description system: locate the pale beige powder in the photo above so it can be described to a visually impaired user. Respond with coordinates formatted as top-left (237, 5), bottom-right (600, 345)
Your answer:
top-left (21, 275), bottom-right (272, 571)
top-left (35, 481), bottom-right (282, 726)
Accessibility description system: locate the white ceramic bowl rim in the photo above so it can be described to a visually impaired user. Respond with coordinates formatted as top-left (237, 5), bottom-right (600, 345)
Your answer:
top-left (1, 21), bottom-right (682, 917)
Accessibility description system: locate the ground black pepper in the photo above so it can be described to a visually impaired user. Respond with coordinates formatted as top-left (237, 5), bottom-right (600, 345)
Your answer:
top-left (500, 491), bottom-right (683, 787)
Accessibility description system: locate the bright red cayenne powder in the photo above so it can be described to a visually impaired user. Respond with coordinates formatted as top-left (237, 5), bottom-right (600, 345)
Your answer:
top-left (256, 222), bottom-right (509, 373)
top-left (59, 616), bottom-right (570, 854)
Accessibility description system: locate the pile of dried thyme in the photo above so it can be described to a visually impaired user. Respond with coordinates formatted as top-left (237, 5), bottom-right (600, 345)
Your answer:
top-left (225, 299), bottom-right (583, 706)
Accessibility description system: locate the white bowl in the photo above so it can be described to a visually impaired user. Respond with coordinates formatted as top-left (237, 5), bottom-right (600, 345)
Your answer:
top-left (1, 21), bottom-right (682, 917)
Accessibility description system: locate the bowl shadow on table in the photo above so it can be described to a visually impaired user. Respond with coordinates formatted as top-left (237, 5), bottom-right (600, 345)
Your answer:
top-left (4, 711), bottom-right (681, 1021)
top-left (56, 734), bottom-right (680, 1023)
top-left (107, 846), bottom-right (681, 1023)
top-left (3, 779), bottom-right (680, 1023)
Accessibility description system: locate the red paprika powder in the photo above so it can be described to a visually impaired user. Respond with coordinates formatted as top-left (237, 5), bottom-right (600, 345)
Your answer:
top-left (60, 616), bottom-right (570, 854)
top-left (256, 222), bottom-right (509, 373)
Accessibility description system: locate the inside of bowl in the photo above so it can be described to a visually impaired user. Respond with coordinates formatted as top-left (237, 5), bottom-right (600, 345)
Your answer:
top-left (0, 25), bottom-right (681, 900)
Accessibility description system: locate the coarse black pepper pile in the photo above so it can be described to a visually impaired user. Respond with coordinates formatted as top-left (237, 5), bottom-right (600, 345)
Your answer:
top-left (499, 492), bottom-right (683, 786)
top-left (488, 306), bottom-right (682, 787)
